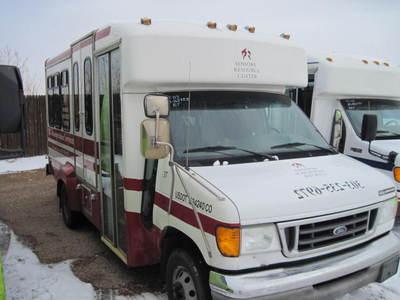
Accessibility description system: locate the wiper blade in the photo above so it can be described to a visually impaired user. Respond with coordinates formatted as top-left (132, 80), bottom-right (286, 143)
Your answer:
top-left (271, 142), bottom-right (335, 152)
top-left (184, 145), bottom-right (278, 160)
top-left (377, 130), bottom-right (400, 136)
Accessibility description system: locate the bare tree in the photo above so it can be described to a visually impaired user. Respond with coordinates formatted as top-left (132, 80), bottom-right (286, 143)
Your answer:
top-left (0, 47), bottom-right (39, 95)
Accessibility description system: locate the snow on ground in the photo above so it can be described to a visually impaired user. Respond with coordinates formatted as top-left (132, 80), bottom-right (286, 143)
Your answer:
top-left (3, 232), bottom-right (166, 300)
top-left (0, 155), bottom-right (47, 174)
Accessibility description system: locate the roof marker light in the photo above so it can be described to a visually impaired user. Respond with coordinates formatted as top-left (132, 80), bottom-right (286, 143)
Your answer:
top-left (207, 21), bottom-right (217, 29)
top-left (362, 59), bottom-right (368, 64)
top-left (326, 57), bottom-right (333, 62)
top-left (227, 24), bottom-right (238, 31)
top-left (280, 33), bottom-right (291, 40)
top-left (246, 25), bottom-right (255, 33)
top-left (384, 62), bottom-right (390, 67)
top-left (141, 17), bottom-right (152, 25)
top-left (373, 60), bottom-right (380, 65)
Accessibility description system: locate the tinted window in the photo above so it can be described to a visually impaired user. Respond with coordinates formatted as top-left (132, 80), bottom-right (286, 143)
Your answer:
top-left (73, 63), bottom-right (80, 132)
top-left (47, 75), bottom-right (54, 127)
top-left (84, 58), bottom-right (93, 135)
top-left (53, 73), bottom-right (62, 129)
top-left (61, 70), bottom-right (70, 131)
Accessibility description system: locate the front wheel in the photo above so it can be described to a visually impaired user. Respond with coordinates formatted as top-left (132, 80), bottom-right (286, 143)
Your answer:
top-left (60, 185), bottom-right (80, 229)
top-left (166, 249), bottom-right (210, 300)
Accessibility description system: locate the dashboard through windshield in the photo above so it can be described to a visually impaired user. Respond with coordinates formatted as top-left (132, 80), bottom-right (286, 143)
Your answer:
top-left (166, 91), bottom-right (333, 166)
top-left (341, 99), bottom-right (400, 140)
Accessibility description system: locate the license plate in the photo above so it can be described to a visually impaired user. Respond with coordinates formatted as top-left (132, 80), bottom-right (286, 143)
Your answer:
top-left (379, 256), bottom-right (400, 282)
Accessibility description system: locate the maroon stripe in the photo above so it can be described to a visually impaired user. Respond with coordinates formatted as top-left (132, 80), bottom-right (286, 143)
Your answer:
top-left (48, 141), bottom-right (74, 158)
top-left (96, 26), bottom-right (111, 40)
top-left (154, 192), bottom-right (240, 236)
top-left (48, 127), bottom-right (98, 158)
top-left (47, 26), bottom-right (110, 67)
top-left (123, 178), bottom-right (143, 191)
top-left (46, 49), bottom-right (72, 67)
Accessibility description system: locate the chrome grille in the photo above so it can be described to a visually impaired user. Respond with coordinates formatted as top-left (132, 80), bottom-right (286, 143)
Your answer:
top-left (278, 207), bottom-right (378, 258)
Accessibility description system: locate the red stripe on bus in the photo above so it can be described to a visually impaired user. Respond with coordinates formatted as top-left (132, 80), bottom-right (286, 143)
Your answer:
top-left (46, 49), bottom-right (72, 67)
top-left (154, 192), bottom-right (240, 236)
top-left (47, 127), bottom-right (98, 158)
top-left (96, 26), bottom-right (111, 40)
top-left (123, 178), bottom-right (143, 191)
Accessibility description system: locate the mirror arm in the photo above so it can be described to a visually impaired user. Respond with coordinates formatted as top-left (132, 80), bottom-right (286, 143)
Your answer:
top-left (367, 141), bottom-right (390, 161)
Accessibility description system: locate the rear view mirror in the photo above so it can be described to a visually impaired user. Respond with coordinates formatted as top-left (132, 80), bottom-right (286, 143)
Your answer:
top-left (144, 94), bottom-right (169, 118)
top-left (0, 65), bottom-right (24, 133)
top-left (330, 109), bottom-right (343, 150)
top-left (361, 114), bottom-right (377, 142)
top-left (141, 119), bottom-right (171, 159)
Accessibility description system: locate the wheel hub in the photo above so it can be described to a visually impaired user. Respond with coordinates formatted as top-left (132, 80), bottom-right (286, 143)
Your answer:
top-left (172, 266), bottom-right (197, 300)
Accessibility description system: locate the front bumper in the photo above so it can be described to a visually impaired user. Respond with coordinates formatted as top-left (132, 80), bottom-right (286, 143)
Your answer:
top-left (210, 232), bottom-right (400, 300)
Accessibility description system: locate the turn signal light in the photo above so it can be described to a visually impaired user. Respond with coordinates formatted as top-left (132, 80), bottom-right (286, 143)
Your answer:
top-left (216, 226), bottom-right (240, 257)
top-left (326, 57), bottom-right (334, 62)
top-left (227, 24), bottom-right (238, 31)
top-left (384, 62), bottom-right (390, 67)
top-left (362, 59), bottom-right (368, 64)
top-left (373, 60), bottom-right (380, 65)
top-left (141, 17), bottom-right (152, 25)
top-left (246, 25), bottom-right (255, 33)
top-left (393, 167), bottom-right (400, 183)
top-left (207, 21), bottom-right (217, 29)
top-left (280, 33), bottom-right (291, 40)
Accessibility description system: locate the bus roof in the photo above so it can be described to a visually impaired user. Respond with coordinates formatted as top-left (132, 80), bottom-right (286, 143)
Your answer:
top-left (46, 20), bottom-right (308, 92)
top-left (307, 55), bottom-right (400, 99)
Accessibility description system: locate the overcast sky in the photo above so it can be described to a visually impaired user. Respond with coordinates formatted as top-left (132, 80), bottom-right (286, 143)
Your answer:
top-left (1, 0), bottom-right (399, 94)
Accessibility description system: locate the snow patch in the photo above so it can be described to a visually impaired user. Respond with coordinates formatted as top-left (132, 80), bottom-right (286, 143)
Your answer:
top-left (3, 231), bottom-right (167, 300)
top-left (0, 155), bottom-right (47, 174)
top-left (3, 232), bottom-right (94, 300)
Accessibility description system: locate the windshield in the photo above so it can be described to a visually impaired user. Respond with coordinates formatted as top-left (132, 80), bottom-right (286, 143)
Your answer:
top-left (341, 99), bottom-right (400, 140)
top-left (167, 91), bottom-right (333, 166)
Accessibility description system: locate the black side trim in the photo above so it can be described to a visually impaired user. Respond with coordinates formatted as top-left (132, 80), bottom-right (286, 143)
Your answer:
top-left (350, 156), bottom-right (393, 171)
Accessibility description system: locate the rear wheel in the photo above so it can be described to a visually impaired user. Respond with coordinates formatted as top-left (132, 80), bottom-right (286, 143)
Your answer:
top-left (60, 185), bottom-right (80, 229)
top-left (166, 249), bottom-right (210, 300)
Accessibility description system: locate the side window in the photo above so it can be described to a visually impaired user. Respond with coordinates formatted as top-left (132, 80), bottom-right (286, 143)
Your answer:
top-left (61, 70), bottom-right (70, 131)
top-left (73, 63), bottom-right (80, 132)
top-left (53, 73), bottom-right (62, 129)
top-left (84, 58), bottom-right (93, 135)
top-left (47, 76), bottom-right (54, 127)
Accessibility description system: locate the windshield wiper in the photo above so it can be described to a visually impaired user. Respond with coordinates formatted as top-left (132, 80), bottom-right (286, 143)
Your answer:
top-left (184, 145), bottom-right (278, 160)
top-left (377, 130), bottom-right (400, 136)
top-left (270, 142), bottom-right (335, 152)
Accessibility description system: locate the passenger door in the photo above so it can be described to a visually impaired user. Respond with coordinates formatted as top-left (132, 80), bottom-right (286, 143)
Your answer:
top-left (98, 49), bottom-right (126, 253)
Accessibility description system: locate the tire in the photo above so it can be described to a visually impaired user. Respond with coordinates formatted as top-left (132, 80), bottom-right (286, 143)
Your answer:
top-left (60, 185), bottom-right (80, 229)
top-left (166, 249), bottom-right (211, 300)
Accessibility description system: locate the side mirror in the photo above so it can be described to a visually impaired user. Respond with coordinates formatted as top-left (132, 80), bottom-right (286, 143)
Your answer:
top-left (361, 114), bottom-right (377, 142)
top-left (330, 109), bottom-right (343, 150)
top-left (141, 119), bottom-right (171, 159)
top-left (144, 94), bottom-right (169, 118)
top-left (0, 65), bottom-right (24, 133)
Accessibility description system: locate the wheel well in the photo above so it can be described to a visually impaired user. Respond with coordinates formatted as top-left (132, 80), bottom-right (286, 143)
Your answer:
top-left (57, 180), bottom-right (64, 197)
top-left (160, 227), bottom-right (206, 276)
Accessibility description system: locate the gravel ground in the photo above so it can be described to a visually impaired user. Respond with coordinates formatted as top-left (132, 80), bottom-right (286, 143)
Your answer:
top-left (0, 170), bottom-right (163, 295)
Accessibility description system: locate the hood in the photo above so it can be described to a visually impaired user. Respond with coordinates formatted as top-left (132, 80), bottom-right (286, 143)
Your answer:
top-left (192, 154), bottom-right (395, 225)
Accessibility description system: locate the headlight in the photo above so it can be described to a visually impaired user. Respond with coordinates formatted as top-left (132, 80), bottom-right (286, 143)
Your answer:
top-left (241, 224), bottom-right (277, 254)
top-left (378, 198), bottom-right (398, 225)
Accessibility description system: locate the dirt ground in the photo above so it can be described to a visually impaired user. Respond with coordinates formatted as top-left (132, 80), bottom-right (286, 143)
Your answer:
top-left (0, 169), bottom-right (164, 295)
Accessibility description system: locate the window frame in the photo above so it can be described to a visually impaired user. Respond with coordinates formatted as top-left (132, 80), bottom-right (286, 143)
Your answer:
top-left (84, 57), bottom-right (93, 136)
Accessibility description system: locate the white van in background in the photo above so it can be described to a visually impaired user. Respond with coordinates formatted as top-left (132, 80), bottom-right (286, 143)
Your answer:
top-left (293, 55), bottom-right (400, 208)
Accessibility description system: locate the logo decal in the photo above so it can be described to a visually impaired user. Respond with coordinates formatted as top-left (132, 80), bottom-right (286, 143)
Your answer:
top-left (241, 48), bottom-right (252, 60)
top-left (291, 162), bottom-right (305, 169)
top-left (333, 225), bottom-right (348, 236)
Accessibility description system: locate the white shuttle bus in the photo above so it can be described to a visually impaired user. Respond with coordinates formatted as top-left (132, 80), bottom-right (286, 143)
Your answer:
top-left (45, 20), bottom-right (400, 300)
top-left (294, 56), bottom-right (400, 207)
